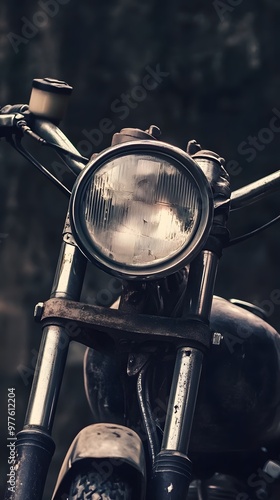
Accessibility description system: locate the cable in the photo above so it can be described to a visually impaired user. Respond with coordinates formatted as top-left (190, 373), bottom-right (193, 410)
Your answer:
top-left (137, 362), bottom-right (160, 468)
top-left (16, 119), bottom-right (89, 164)
top-left (227, 214), bottom-right (280, 246)
top-left (11, 137), bottom-right (71, 196)
top-left (43, 140), bottom-right (89, 164)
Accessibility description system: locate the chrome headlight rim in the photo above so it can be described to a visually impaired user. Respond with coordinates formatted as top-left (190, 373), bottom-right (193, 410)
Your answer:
top-left (70, 140), bottom-right (213, 280)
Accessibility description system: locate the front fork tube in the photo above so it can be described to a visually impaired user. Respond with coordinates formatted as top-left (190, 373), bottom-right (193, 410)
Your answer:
top-left (10, 240), bottom-right (87, 500)
top-left (148, 250), bottom-right (219, 500)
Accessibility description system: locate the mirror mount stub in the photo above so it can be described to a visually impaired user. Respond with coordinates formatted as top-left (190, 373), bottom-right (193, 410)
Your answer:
top-left (111, 125), bottom-right (161, 146)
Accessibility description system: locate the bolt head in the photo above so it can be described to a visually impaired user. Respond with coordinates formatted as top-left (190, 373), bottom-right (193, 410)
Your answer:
top-left (263, 459), bottom-right (280, 479)
top-left (212, 332), bottom-right (223, 345)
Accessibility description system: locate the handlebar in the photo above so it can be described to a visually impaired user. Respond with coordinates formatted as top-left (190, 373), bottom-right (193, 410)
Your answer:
top-left (0, 104), bottom-right (85, 178)
top-left (32, 119), bottom-right (84, 176)
top-left (230, 170), bottom-right (280, 211)
top-left (0, 104), bottom-right (29, 115)
top-left (0, 105), bottom-right (27, 137)
top-left (0, 103), bottom-right (279, 212)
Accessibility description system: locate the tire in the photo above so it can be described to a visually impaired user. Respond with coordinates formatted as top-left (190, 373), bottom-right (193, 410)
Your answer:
top-left (68, 467), bottom-right (133, 500)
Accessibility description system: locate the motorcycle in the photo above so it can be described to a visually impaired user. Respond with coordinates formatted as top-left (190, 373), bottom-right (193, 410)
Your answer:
top-left (3, 77), bottom-right (280, 500)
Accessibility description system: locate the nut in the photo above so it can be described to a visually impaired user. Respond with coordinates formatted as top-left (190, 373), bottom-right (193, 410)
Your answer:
top-left (212, 332), bottom-right (223, 345)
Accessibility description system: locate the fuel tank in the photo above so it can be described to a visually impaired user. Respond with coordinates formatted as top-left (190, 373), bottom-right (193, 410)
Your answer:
top-left (190, 296), bottom-right (280, 454)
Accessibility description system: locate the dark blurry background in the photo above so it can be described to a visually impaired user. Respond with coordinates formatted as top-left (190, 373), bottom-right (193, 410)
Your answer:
top-left (1, 0), bottom-right (280, 498)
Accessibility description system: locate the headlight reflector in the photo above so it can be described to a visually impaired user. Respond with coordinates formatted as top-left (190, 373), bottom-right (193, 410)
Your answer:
top-left (70, 141), bottom-right (213, 279)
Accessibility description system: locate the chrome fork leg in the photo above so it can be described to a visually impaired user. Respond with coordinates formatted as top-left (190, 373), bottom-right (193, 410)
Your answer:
top-left (24, 325), bottom-right (70, 431)
top-left (147, 347), bottom-right (204, 500)
top-left (148, 251), bottom-right (218, 500)
top-left (24, 241), bottom-right (87, 431)
top-left (9, 239), bottom-right (87, 500)
top-left (161, 347), bottom-right (204, 453)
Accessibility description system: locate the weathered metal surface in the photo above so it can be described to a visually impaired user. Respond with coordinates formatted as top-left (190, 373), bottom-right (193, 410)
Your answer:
top-left (40, 298), bottom-right (212, 352)
top-left (52, 423), bottom-right (146, 500)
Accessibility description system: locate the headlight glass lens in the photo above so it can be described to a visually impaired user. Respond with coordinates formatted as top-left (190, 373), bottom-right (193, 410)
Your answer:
top-left (70, 142), bottom-right (213, 279)
top-left (84, 154), bottom-right (200, 267)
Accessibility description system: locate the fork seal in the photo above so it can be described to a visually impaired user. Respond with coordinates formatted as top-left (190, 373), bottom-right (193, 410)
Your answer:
top-left (147, 450), bottom-right (192, 499)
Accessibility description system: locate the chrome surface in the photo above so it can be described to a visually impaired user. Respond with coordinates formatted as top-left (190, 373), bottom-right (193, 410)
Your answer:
top-left (192, 154), bottom-right (231, 210)
top-left (24, 325), bottom-right (70, 430)
top-left (231, 169), bottom-right (280, 211)
top-left (160, 251), bottom-right (218, 453)
top-left (33, 119), bottom-right (85, 176)
top-left (51, 242), bottom-right (87, 300)
top-left (185, 250), bottom-right (219, 321)
top-left (161, 347), bottom-right (203, 453)
top-left (212, 332), bottom-right (223, 345)
top-left (24, 237), bottom-right (87, 431)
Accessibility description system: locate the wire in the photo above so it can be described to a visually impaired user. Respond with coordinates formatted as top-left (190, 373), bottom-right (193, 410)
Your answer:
top-left (227, 213), bottom-right (280, 246)
top-left (137, 362), bottom-right (160, 468)
top-left (11, 137), bottom-right (71, 196)
top-left (16, 120), bottom-right (89, 164)
top-left (42, 140), bottom-right (89, 164)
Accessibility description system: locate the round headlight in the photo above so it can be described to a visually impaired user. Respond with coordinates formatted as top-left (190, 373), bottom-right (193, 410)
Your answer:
top-left (70, 141), bottom-right (213, 279)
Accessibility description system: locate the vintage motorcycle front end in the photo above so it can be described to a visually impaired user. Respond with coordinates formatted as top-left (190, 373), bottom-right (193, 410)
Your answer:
top-left (2, 78), bottom-right (280, 500)
top-left (51, 132), bottom-right (233, 499)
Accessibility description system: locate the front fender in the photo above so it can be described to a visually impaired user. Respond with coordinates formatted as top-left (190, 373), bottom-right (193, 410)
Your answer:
top-left (52, 423), bottom-right (146, 499)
